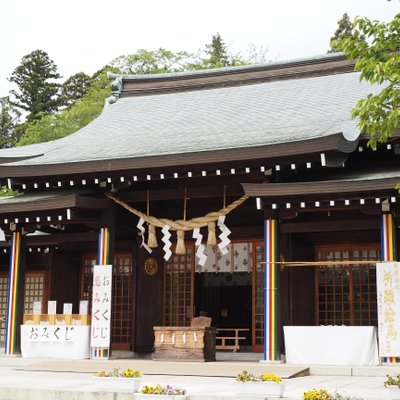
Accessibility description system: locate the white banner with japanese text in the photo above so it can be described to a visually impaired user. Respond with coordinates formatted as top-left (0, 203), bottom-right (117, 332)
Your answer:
top-left (377, 262), bottom-right (400, 357)
top-left (90, 264), bottom-right (112, 348)
top-left (25, 325), bottom-right (76, 342)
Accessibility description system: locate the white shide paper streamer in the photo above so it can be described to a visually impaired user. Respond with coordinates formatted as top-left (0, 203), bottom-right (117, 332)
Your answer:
top-left (161, 224), bottom-right (172, 261)
top-left (192, 228), bottom-right (207, 267)
top-left (218, 215), bottom-right (231, 256)
top-left (137, 217), bottom-right (152, 254)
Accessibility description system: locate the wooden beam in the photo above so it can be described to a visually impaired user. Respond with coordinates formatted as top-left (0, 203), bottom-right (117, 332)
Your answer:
top-left (25, 232), bottom-right (98, 245)
top-left (280, 219), bottom-right (379, 233)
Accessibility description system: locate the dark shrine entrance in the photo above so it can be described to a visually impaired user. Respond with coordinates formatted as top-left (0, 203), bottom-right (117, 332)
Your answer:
top-left (162, 241), bottom-right (264, 353)
top-left (195, 272), bottom-right (252, 350)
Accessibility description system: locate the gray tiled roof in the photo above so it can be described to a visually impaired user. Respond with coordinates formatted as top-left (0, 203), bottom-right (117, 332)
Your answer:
top-left (0, 71), bottom-right (382, 167)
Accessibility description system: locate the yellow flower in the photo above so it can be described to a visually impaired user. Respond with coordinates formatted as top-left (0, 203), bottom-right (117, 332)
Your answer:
top-left (303, 389), bottom-right (330, 400)
top-left (261, 373), bottom-right (282, 383)
top-left (122, 368), bottom-right (142, 378)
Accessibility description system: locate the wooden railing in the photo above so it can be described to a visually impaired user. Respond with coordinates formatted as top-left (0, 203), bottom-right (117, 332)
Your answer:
top-left (215, 328), bottom-right (249, 352)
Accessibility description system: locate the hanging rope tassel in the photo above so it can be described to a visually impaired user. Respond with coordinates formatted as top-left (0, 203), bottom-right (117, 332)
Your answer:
top-left (175, 230), bottom-right (186, 255)
top-left (147, 224), bottom-right (158, 248)
top-left (207, 221), bottom-right (217, 247)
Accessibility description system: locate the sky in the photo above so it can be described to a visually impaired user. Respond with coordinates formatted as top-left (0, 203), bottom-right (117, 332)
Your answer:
top-left (0, 0), bottom-right (398, 98)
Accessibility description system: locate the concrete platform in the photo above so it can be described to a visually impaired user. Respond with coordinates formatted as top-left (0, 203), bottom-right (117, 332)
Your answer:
top-left (15, 358), bottom-right (308, 379)
top-left (0, 357), bottom-right (399, 400)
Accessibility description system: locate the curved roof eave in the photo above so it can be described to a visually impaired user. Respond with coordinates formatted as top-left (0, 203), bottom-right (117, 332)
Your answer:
top-left (242, 169), bottom-right (400, 198)
top-left (0, 69), bottom-right (377, 176)
top-left (0, 133), bottom-right (357, 178)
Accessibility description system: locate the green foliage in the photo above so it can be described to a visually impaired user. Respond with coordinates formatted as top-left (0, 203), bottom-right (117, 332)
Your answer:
top-left (0, 97), bottom-right (22, 148)
top-left (384, 373), bottom-right (400, 387)
top-left (334, 13), bottom-right (400, 148)
top-left (15, 34), bottom-right (266, 145)
top-left (60, 72), bottom-right (92, 108)
top-left (111, 34), bottom-right (249, 75)
top-left (9, 49), bottom-right (62, 122)
top-left (0, 185), bottom-right (21, 197)
top-left (111, 48), bottom-right (193, 74)
top-left (204, 32), bottom-right (230, 67)
top-left (201, 33), bottom-right (245, 68)
top-left (18, 67), bottom-right (115, 145)
top-left (329, 13), bottom-right (365, 53)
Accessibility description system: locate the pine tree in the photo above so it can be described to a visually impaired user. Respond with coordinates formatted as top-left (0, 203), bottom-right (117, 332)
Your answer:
top-left (9, 49), bottom-right (62, 122)
top-left (204, 33), bottom-right (230, 67)
top-left (60, 72), bottom-right (92, 108)
top-left (329, 13), bottom-right (356, 53)
top-left (0, 97), bottom-right (21, 148)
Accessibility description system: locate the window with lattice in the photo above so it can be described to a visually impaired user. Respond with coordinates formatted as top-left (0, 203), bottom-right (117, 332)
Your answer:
top-left (316, 244), bottom-right (380, 326)
top-left (0, 272), bottom-right (47, 342)
top-left (163, 247), bottom-right (194, 327)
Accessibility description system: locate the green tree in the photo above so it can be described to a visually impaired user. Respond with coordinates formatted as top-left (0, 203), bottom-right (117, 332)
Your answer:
top-left (204, 33), bottom-right (230, 67)
top-left (9, 49), bottom-right (62, 122)
top-left (329, 13), bottom-right (356, 53)
top-left (0, 97), bottom-right (22, 148)
top-left (111, 48), bottom-right (192, 74)
top-left (60, 72), bottom-right (92, 108)
top-left (18, 66), bottom-right (117, 145)
top-left (334, 13), bottom-right (400, 148)
top-left (188, 33), bottom-right (246, 70)
top-left (200, 33), bottom-right (245, 68)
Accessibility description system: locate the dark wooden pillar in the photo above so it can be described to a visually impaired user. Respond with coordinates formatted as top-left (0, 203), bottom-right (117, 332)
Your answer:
top-left (4, 231), bottom-right (26, 355)
top-left (134, 244), bottom-right (164, 353)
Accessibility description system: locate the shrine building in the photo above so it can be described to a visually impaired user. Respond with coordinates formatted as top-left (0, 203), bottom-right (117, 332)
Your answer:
top-left (0, 52), bottom-right (398, 362)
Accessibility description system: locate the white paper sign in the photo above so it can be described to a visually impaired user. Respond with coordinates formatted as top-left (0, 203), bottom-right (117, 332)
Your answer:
top-left (90, 265), bottom-right (112, 348)
top-left (377, 262), bottom-right (400, 357)
top-left (33, 301), bottom-right (42, 315)
top-left (79, 300), bottom-right (89, 315)
top-left (26, 325), bottom-right (76, 342)
top-left (47, 301), bottom-right (57, 315)
top-left (63, 303), bottom-right (73, 315)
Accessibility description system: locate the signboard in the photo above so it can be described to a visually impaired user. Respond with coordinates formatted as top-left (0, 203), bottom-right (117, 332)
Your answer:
top-left (90, 264), bottom-right (112, 348)
top-left (26, 325), bottom-right (76, 342)
top-left (377, 262), bottom-right (400, 357)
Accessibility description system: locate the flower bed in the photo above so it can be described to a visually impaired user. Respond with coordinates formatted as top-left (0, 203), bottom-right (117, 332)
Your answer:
top-left (384, 374), bottom-right (400, 400)
top-left (93, 368), bottom-right (142, 392)
top-left (235, 370), bottom-right (284, 397)
top-left (135, 384), bottom-right (187, 399)
top-left (302, 389), bottom-right (363, 400)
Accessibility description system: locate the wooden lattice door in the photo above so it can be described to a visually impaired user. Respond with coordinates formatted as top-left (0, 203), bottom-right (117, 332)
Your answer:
top-left (0, 272), bottom-right (48, 342)
top-left (252, 242), bottom-right (265, 352)
top-left (163, 245), bottom-right (194, 326)
top-left (81, 253), bottom-right (133, 350)
top-left (315, 244), bottom-right (380, 326)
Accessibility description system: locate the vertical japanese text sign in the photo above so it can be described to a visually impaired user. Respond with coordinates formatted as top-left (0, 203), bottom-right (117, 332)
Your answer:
top-left (90, 265), bottom-right (112, 348)
top-left (377, 262), bottom-right (400, 357)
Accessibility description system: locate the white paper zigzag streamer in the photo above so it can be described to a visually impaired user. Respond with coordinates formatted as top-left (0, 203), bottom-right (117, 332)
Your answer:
top-left (192, 228), bottom-right (207, 267)
top-left (161, 225), bottom-right (172, 261)
top-left (137, 217), bottom-right (152, 254)
top-left (218, 215), bottom-right (231, 256)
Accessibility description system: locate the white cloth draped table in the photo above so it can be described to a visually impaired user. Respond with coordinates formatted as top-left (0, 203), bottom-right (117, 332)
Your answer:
top-left (283, 326), bottom-right (379, 365)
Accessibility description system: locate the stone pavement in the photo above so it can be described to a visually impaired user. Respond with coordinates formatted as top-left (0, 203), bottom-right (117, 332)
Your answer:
top-left (0, 356), bottom-right (397, 400)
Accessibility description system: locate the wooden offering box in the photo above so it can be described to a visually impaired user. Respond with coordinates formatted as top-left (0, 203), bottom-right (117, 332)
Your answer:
top-left (153, 326), bottom-right (216, 361)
